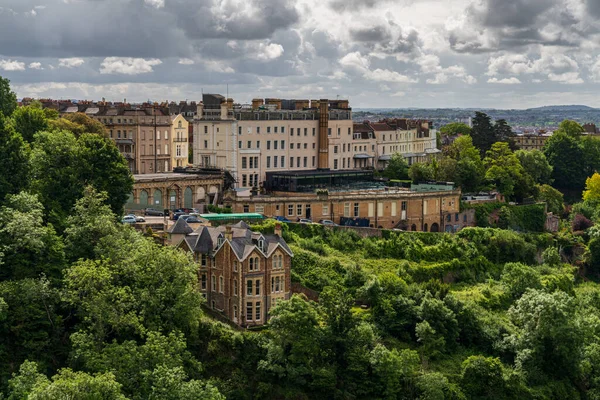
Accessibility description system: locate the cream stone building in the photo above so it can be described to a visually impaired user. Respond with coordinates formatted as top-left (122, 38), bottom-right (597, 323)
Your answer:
top-left (171, 114), bottom-right (189, 169)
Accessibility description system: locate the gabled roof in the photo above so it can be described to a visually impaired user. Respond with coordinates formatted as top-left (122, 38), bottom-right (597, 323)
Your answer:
top-left (168, 218), bottom-right (194, 235)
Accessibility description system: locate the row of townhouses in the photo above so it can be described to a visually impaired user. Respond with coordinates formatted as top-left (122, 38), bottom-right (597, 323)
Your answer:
top-left (31, 95), bottom-right (439, 188)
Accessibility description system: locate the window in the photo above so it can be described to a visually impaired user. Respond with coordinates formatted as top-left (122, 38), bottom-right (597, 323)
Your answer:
top-left (246, 302), bottom-right (252, 321)
top-left (343, 159), bottom-right (345, 168)
top-left (354, 202), bottom-right (359, 217)
top-left (255, 279), bottom-right (260, 295)
top-left (274, 141), bottom-right (278, 150)
top-left (274, 156), bottom-right (278, 168)
top-left (239, 141), bottom-right (242, 149)
top-left (242, 174), bottom-right (247, 186)
top-left (267, 141), bottom-right (271, 150)
top-left (257, 141), bottom-right (260, 148)
top-left (338, 127), bottom-right (340, 136)
top-left (312, 128), bottom-right (315, 136)
top-left (266, 156), bottom-right (271, 168)
top-left (344, 202), bottom-right (350, 217)
top-left (254, 257), bottom-right (260, 271)
top-left (233, 279), bottom-right (238, 296)
top-left (204, 126), bottom-right (208, 134)
top-left (255, 204), bottom-right (265, 213)
top-left (164, 130), bottom-right (168, 140)
top-left (234, 261), bottom-right (238, 272)
top-left (456, 213), bottom-right (460, 222)
top-left (267, 127), bottom-right (271, 133)
top-left (201, 254), bottom-right (207, 267)
top-left (290, 143), bottom-right (294, 150)
top-left (312, 156), bottom-right (316, 167)
top-left (297, 158), bottom-right (300, 168)
top-left (304, 128), bottom-right (308, 136)
top-left (242, 157), bottom-right (247, 169)
top-left (255, 302), bottom-right (261, 321)
top-left (328, 128), bottom-right (331, 136)
top-left (303, 157), bottom-right (307, 167)
top-left (274, 126), bottom-right (278, 133)
top-left (247, 280), bottom-right (253, 296)
top-left (401, 201), bottom-right (407, 211)
top-left (288, 205), bottom-right (294, 216)
top-left (281, 156), bottom-right (285, 168)
top-left (391, 202), bottom-right (397, 216)
top-left (244, 204), bottom-right (249, 213)
top-left (334, 146), bottom-right (338, 154)
top-left (249, 258), bottom-right (254, 271)
top-left (297, 204), bottom-right (302, 216)
top-left (311, 143), bottom-right (315, 149)
top-left (204, 140), bottom-right (208, 148)
top-left (212, 275), bottom-right (216, 292)
top-left (290, 157), bottom-right (294, 167)
top-left (257, 127), bottom-right (261, 134)
top-left (219, 276), bottom-right (224, 293)
top-left (290, 128), bottom-right (294, 136)
top-left (234, 305), bottom-right (238, 319)
top-left (157, 131), bottom-right (160, 140)
top-left (247, 140), bottom-right (251, 148)
top-left (201, 274), bottom-right (207, 290)
top-left (348, 127), bottom-right (351, 135)
top-left (334, 159), bottom-right (338, 170)
top-left (323, 204), bottom-right (329, 215)
top-left (281, 140), bottom-right (285, 149)
top-left (249, 157), bottom-right (254, 169)
top-left (238, 126), bottom-right (242, 135)
top-left (281, 127), bottom-right (285, 133)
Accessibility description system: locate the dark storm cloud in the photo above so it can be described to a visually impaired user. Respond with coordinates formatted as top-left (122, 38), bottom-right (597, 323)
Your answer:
top-left (350, 26), bottom-right (391, 42)
top-left (0, 0), bottom-right (299, 58)
top-left (448, 0), bottom-right (587, 53)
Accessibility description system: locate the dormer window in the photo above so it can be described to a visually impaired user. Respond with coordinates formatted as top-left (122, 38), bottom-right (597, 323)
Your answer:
top-left (217, 236), bottom-right (224, 247)
top-left (258, 239), bottom-right (265, 252)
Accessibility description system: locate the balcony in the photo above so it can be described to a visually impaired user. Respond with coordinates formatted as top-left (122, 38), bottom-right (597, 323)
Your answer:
top-left (174, 137), bottom-right (188, 142)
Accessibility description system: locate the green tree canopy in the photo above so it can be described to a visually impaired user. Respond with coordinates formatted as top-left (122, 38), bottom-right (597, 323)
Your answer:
top-left (515, 149), bottom-right (553, 185)
top-left (583, 173), bottom-right (600, 204)
top-left (440, 122), bottom-right (472, 136)
top-left (555, 120), bottom-right (584, 138)
top-left (536, 184), bottom-right (564, 215)
top-left (0, 75), bottom-right (17, 117)
top-left (543, 131), bottom-right (587, 191)
top-left (0, 113), bottom-right (29, 203)
top-left (409, 162), bottom-right (435, 183)
top-left (484, 142), bottom-right (534, 200)
top-left (11, 104), bottom-right (51, 143)
top-left (382, 153), bottom-right (409, 180)
top-left (49, 112), bottom-right (107, 137)
top-left (471, 112), bottom-right (495, 155)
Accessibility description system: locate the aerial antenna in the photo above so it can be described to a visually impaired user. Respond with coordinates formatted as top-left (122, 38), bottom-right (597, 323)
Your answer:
top-left (226, 84), bottom-right (229, 100)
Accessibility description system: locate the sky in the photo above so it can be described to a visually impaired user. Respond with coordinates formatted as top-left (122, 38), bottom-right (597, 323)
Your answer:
top-left (1, 0), bottom-right (600, 109)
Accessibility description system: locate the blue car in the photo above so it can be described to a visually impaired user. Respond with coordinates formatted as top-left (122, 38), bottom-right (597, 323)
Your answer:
top-left (273, 216), bottom-right (291, 223)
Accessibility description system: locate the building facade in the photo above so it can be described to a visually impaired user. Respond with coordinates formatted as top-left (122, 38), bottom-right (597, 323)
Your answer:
top-left (175, 221), bottom-right (293, 327)
top-left (224, 186), bottom-right (461, 231)
top-left (514, 132), bottom-right (551, 151)
top-left (171, 114), bottom-right (190, 169)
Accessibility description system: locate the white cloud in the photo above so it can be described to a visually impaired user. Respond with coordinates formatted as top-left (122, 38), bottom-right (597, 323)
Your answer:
top-left (253, 43), bottom-right (285, 61)
top-left (28, 62), bottom-right (42, 70)
top-left (178, 58), bottom-right (194, 65)
top-left (340, 51), bottom-right (416, 83)
top-left (0, 59), bottom-right (25, 71)
top-left (487, 77), bottom-right (522, 84)
top-left (204, 60), bottom-right (235, 74)
top-left (368, 68), bottom-right (416, 83)
top-left (100, 57), bottom-right (162, 75)
top-left (144, 0), bottom-right (164, 9)
top-left (58, 58), bottom-right (84, 68)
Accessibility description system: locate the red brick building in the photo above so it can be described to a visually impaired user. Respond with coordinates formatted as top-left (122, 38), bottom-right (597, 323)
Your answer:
top-left (176, 221), bottom-right (292, 327)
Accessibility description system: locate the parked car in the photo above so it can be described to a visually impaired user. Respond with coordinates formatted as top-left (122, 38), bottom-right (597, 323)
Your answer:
top-left (125, 214), bottom-right (145, 223)
top-left (144, 208), bottom-right (164, 216)
top-left (298, 218), bottom-right (313, 224)
top-left (180, 215), bottom-right (201, 223)
top-left (319, 219), bottom-right (337, 226)
top-left (172, 212), bottom-right (188, 221)
top-left (121, 215), bottom-right (137, 224)
top-left (273, 216), bottom-right (291, 222)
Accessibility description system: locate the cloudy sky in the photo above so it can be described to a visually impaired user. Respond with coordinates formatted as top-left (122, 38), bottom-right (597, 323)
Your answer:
top-left (1, 0), bottom-right (600, 108)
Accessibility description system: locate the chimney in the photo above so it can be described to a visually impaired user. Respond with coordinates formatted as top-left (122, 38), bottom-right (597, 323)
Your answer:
top-left (225, 225), bottom-right (232, 241)
top-left (220, 102), bottom-right (228, 119)
top-left (196, 102), bottom-right (204, 118)
top-left (274, 222), bottom-right (282, 237)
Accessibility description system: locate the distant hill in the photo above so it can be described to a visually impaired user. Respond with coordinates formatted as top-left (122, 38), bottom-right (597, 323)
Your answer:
top-left (525, 105), bottom-right (598, 112)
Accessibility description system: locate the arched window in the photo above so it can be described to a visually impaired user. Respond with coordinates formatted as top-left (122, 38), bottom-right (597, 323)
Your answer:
top-left (254, 257), bottom-right (260, 271)
top-left (249, 258), bottom-right (254, 271)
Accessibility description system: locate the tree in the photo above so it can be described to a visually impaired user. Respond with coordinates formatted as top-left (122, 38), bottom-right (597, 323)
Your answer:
top-left (64, 186), bottom-right (119, 262)
top-left (471, 112), bottom-right (495, 155)
top-left (555, 120), bottom-right (584, 138)
top-left (63, 228), bottom-right (203, 341)
top-left (49, 112), bottom-right (107, 137)
top-left (0, 75), bottom-right (17, 117)
top-left (461, 356), bottom-right (506, 400)
top-left (543, 131), bottom-right (587, 191)
top-left (10, 365), bottom-right (128, 400)
top-left (501, 262), bottom-right (541, 298)
top-left (493, 119), bottom-right (516, 150)
top-left (484, 142), bottom-right (534, 200)
top-left (440, 122), bottom-right (472, 137)
top-left (418, 294), bottom-right (459, 350)
top-left (584, 173), bottom-right (600, 204)
top-left (0, 192), bottom-right (65, 281)
top-left (515, 150), bottom-right (553, 185)
top-left (369, 344), bottom-right (420, 400)
top-left (0, 113), bottom-right (29, 203)
top-left (409, 162), bottom-right (434, 183)
top-left (536, 184), bottom-right (564, 215)
top-left (11, 104), bottom-right (50, 143)
top-left (505, 290), bottom-right (583, 383)
top-left (30, 130), bottom-right (132, 230)
top-left (382, 153), bottom-right (409, 180)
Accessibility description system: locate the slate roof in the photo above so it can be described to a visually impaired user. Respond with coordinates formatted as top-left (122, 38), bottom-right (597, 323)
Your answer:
top-left (179, 224), bottom-right (293, 260)
top-left (168, 218), bottom-right (194, 235)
